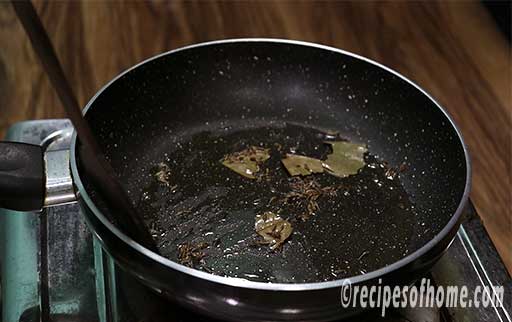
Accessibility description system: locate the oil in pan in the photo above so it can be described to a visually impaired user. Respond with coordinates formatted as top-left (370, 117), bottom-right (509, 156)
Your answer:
top-left (138, 123), bottom-right (419, 283)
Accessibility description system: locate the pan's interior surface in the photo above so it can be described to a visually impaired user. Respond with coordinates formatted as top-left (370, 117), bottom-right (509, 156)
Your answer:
top-left (81, 41), bottom-right (467, 283)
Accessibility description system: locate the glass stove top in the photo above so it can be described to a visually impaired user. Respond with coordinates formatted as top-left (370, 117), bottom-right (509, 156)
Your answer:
top-left (1, 119), bottom-right (510, 322)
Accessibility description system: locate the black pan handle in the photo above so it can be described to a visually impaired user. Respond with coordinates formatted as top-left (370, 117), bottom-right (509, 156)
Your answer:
top-left (0, 141), bottom-right (44, 211)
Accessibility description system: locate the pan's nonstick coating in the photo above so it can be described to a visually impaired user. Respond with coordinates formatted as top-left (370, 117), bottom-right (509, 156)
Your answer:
top-left (82, 41), bottom-right (467, 283)
top-left (136, 123), bottom-right (419, 282)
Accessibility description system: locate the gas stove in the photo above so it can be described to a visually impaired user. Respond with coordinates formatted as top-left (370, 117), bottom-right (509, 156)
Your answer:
top-left (1, 119), bottom-right (510, 322)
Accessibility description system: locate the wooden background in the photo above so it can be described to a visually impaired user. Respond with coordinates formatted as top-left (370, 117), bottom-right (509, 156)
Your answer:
top-left (1, 1), bottom-right (510, 273)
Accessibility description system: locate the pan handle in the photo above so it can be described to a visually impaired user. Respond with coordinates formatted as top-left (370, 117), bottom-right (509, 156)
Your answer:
top-left (0, 141), bottom-right (44, 211)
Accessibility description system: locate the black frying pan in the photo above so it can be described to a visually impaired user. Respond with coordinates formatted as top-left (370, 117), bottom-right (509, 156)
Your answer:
top-left (1, 39), bottom-right (471, 321)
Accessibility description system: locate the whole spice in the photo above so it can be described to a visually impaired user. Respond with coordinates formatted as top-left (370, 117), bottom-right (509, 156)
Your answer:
top-left (322, 141), bottom-right (367, 177)
top-left (283, 177), bottom-right (338, 221)
top-left (155, 162), bottom-right (172, 186)
top-left (281, 153), bottom-right (324, 176)
top-left (177, 242), bottom-right (209, 267)
top-left (255, 211), bottom-right (293, 250)
top-left (221, 146), bottom-right (270, 179)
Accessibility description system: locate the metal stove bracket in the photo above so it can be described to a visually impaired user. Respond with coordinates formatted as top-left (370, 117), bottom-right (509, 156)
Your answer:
top-left (1, 119), bottom-right (99, 322)
top-left (42, 128), bottom-right (76, 207)
top-left (431, 203), bottom-right (512, 322)
top-left (1, 120), bottom-right (72, 322)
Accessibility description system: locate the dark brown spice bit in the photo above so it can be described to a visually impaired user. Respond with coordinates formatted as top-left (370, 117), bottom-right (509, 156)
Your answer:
top-left (384, 167), bottom-right (398, 180)
top-left (175, 209), bottom-right (192, 216)
top-left (177, 242), bottom-right (208, 267)
top-left (384, 161), bottom-right (408, 180)
top-left (256, 167), bottom-right (272, 183)
top-left (155, 162), bottom-right (172, 186)
top-left (283, 177), bottom-right (338, 221)
top-left (357, 250), bottom-right (370, 260)
top-left (269, 196), bottom-right (278, 203)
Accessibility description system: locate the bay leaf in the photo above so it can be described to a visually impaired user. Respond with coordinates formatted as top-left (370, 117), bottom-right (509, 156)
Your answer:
top-left (281, 153), bottom-right (324, 176)
top-left (221, 146), bottom-right (270, 179)
top-left (322, 141), bottom-right (367, 177)
top-left (255, 211), bottom-right (293, 250)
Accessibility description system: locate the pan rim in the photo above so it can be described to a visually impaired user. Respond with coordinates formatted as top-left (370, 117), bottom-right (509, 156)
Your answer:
top-left (70, 38), bottom-right (472, 291)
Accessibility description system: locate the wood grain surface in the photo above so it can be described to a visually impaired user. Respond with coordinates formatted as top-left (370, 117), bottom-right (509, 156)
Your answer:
top-left (1, 1), bottom-right (510, 273)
